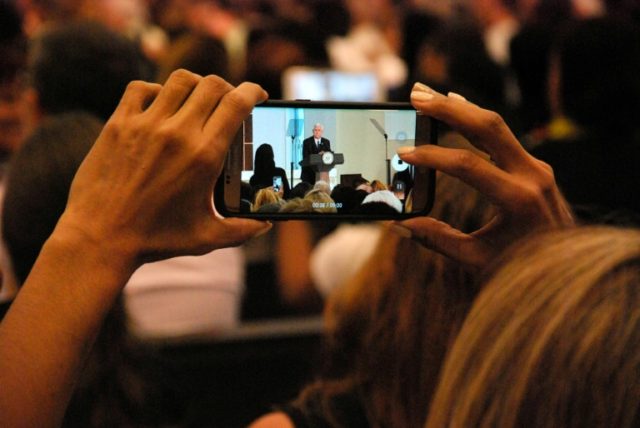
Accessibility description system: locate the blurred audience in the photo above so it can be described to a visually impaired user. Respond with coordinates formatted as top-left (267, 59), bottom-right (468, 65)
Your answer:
top-left (27, 20), bottom-right (151, 121)
top-left (0, 0), bottom-right (28, 317)
top-left (3, 1), bottom-right (640, 426)
top-left (7, 16), bottom-right (247, 341)
top-left (2, 113), bottom-right (172, 426)
top-left (530, 16), bottom-right (640, 224)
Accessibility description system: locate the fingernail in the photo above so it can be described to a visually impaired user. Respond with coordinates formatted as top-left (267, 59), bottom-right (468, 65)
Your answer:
top-left (447, 91), bottom-right (466, 101)
top-left (413, 82), bottom-right (434, 93)
top-left (411, 91), bottom-right (434, 102)
top-left (396, 146), bottom-right (415, 155)
top-left (390, 223), bottom-right (412, 239)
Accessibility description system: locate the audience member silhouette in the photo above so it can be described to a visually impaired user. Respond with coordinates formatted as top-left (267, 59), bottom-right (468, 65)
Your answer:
top-left (531, 16), bottom-right (640, 224)
top-left (249, 143), bottom-right (290, 199)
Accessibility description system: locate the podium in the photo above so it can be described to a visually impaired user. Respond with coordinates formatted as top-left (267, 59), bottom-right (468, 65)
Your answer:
top-left (299, 152), bottom-right (344, 183)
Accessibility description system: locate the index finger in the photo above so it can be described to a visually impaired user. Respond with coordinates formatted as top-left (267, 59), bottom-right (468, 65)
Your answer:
top-left (411, 85), bottom-right (528, 170)
top-left (203, 82), bottom-right (268, 155)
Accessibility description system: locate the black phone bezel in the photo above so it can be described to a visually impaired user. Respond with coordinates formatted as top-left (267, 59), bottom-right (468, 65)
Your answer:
top-left (214, 100), bottom-right (437, 221)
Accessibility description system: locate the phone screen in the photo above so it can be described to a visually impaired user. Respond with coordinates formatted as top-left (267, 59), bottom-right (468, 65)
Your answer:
top-left (216, 101), bottom-right (436, 220)
top-left (273, 176), bottom-right (282, 192)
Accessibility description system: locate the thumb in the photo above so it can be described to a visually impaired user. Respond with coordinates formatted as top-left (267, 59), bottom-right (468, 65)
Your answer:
top-left (208, 218), bottom-right (273, 249)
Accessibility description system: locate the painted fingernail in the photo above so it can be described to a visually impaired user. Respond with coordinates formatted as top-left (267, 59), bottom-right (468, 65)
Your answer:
top-left (413, 82), bottom-right (434, 93)
top-left (411, 91), bottom-right (434, 102)
top-left (447, 91), bottom-right (466, 101)
top-left (396, 146), bottom-right (415, 155)
top-left (390, 223), bottom-right (413, 239)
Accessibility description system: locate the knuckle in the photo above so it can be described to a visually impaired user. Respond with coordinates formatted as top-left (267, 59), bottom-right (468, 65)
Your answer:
top-left (101, 120), bottom-right (122, 140)
top-left (534, 161), bottom-right (557, 193)
top-left (154, 123), bottom-right (185, 147)
top-left (168, 68), bottom-right (201, 86)
top-left (451, 149), bottom-right (480, 175)
top-left (125, 80), bottom-right (147, 93)
top-left (221, 90), bottom-right (252, 115)
top-left (202, 74), bottom-right (232, 90)
top-left (124, 80), bottom-right (159, 99)
top-left (482, 110), bottom-right (507, 134)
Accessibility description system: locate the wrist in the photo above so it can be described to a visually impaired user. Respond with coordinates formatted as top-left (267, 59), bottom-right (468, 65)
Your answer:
top-left (46, 214), bottom-right (141, 289)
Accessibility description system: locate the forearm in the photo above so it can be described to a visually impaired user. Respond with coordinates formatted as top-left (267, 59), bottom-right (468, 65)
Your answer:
top-left (0, 226), bottom-right (137, 427)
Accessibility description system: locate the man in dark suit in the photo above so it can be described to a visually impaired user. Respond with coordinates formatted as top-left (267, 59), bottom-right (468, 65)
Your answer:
top-left (301, 123), bottom-right (331, 184)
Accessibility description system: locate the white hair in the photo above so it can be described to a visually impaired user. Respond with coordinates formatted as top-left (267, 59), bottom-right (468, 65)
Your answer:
top-left (362, 190), bottom-right (403, 213)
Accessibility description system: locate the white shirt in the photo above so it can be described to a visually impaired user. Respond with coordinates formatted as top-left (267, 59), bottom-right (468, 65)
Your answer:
top-left (124, 247), bottom-right (245, 339)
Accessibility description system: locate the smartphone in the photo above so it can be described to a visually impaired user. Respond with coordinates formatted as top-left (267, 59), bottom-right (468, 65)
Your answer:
top-left (273, 176), bottom-right (282, 192)
top-left (215, 100), bottom-right (437, 220)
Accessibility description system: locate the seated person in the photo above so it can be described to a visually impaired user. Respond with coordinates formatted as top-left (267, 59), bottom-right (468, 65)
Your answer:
top-left (0, 75), bottom-right (574, 427)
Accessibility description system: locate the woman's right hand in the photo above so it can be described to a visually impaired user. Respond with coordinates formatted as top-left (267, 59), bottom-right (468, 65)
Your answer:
top-left (395, 83), bottom-right (574, 270)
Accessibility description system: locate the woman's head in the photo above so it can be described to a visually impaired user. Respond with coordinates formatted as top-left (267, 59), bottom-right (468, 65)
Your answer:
top-left (295, 168), bottom-right (494, 427)
top-left (428, 226), bottom-right (640, 428)
top-left (252, 187), bottom-right (282, 212)
top-left (253, 143), bottom-right (276, 175)
top-left (304, 189), bottom-right (337, 213)
top-left (3, 112), bottom-right (104, 284)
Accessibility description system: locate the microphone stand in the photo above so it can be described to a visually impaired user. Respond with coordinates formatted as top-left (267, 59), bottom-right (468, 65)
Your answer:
top-left (290, 134), bottom-right (295, 187)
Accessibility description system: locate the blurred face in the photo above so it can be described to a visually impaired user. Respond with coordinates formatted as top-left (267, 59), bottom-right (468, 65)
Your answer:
top-left (313, 125), bottom-right (323, 139)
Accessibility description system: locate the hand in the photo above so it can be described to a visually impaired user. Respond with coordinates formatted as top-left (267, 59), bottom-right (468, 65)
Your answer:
top-left (395, 83), bottom-right (574, 270)
top-left (57, 70), bottom-right (271, 266)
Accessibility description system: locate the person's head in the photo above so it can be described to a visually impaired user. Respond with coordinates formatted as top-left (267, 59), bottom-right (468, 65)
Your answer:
top-left (279, 197), bottom-right (314, 213)
top-left (293, 170), bottom-right (494, 427)
top-left (304, 189), bottom-right (337, 213)
top-left (253, 143), bottom-right (276, 176)
top-left (369, 179), bottom-right (387, 192)
top-left (550, 16), bottom-right (640, 136)
top-left (427, 226), bottom-right (640, 428)
top-left (313, 180), bottom-right (330, 195)
top-left (289, 181), bottom-right (313, 199)
top-left (416, 19), bottom-right (506, 114)
top-left (312, 123), bottom-right (324, 139)
top-left (252, 187), bottom-right (282, 212)
top-left (27, 20), bottom-right (150, 121)
top-left (330, 184), bottom-right (366, 213)
top-left (156, 34), bottom-right (228, 84)
top-left (3, 112), bottom-right (104, 284)
top-left (361, 189), bottom-right (402, 213)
